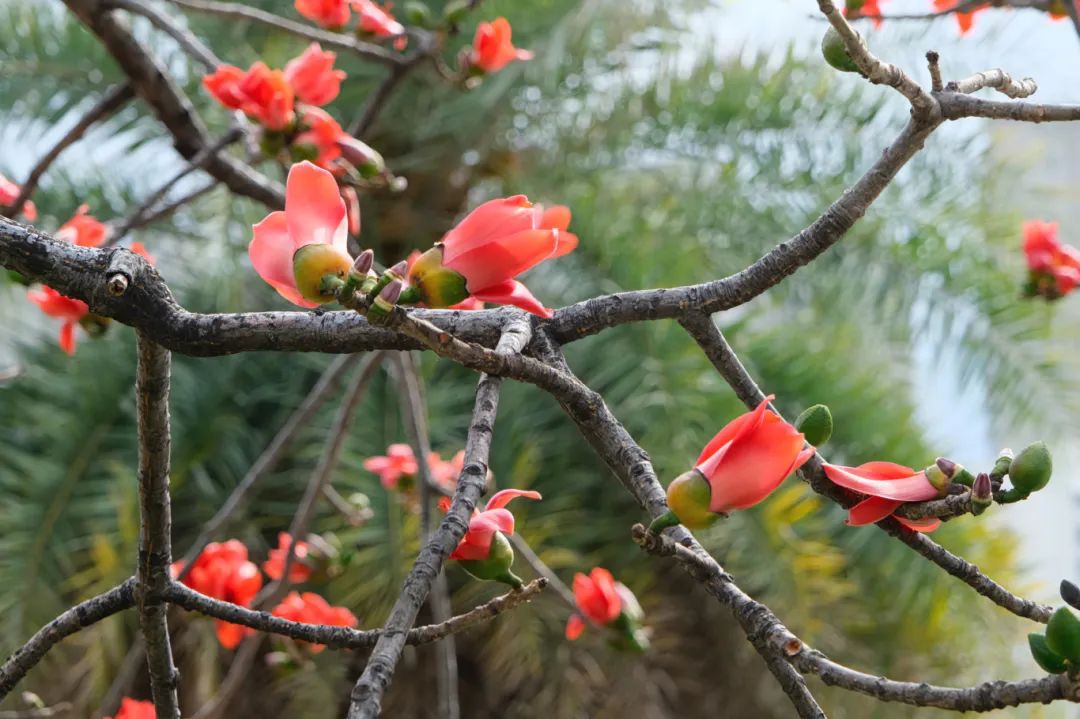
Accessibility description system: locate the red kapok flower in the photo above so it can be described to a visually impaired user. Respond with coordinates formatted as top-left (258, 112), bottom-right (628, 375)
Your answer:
top-left (0, 173), bottom-right (36, 220)
top-left (352, 0), bottom-right (405, 44)
top-left (171, 539), bottom-right (264, 648)
top-left (203, 63), bottom-right (295, 130)
top-left (294, 106), bottom-right (346, 171)
top-left (56, 204), bottom-right (108, 247)
top-left (106, 698), bottom-right (155, 719)
top-left (406, 196), bottom-right (577, 317)
top-left (664, 395), bottom-right (813, 530)
top-left (250, 161), bottom-right (354, 307)
top-left (932, 0), bottom-right (987, 33)
top-left (284, 43), bottom-right (346, 107)
top-left (449, 488), bottom-right (541, 561)
top-left (263, 532), bottom-right (312, 583)
top-left (271, 591), bottom-right (358, 652)
top-left (27, 286), bottom-right (89, 355)
top-left (469, 17), bottom-right (533, 73)
top-left (822, 461), bottom-right (941, 532)
top-left (295, 0), bottom-right (350, 29)
top-left (1023, 220), bottom-right (1080, 298)
top-left (363, 443), bottom-right (419, 489)
top-left (565, 567), bottom-right (622, 639)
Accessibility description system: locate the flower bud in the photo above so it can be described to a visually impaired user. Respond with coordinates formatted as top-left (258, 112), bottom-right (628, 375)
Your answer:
top-left (1028, 632), bottom-right (1068, 674)
top-left (1009, 441), bottom-right (1052, 496)
top-left (338, 137), bottom-right (386, 179)
top-left (293, 244), bottom-right (352, 303)
top-left (1046, 607), bottom-right (1080, 664)
top-left (794, 404), bottom-right (832, 446)
top-left (970, 472), bottom-right (992, 516)
top-left (456, 531), bottom-right (522, 588)
top-left (1062, 580), bottom-right (1080, 610)
top-left (387, 260), bottom-right (408, 281)
top-left (821, 27), bottom-right (861, 74)
top-left (934, 457), bottom-right (975, 487)
top-left (350, 249), bottom-right (375, 280)
top-left (663, 469), bottom-right (719, 530)
top-left (370, 279), bottom-right (402, 316)
top-left (406, 246), bottom-right (471, 309)
top-left (924, 464), bottom-right (951, 495)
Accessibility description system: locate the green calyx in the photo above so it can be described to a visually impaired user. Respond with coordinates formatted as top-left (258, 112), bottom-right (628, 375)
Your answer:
top-left (1046, 607), bottom-right (1080, 664)
top-left (407, 247), bottom-right (470, 309)
top-left (457, 532), bottom-right (523, 589)
top-left (293, 244), bottom-right (353, 304)
top-left (794, 404), bottom-right (832, 446)
top-left (821, 27), bottom-right (862, 74)
top-left (1028, 633), bottom-right (1069, 674)
top-left (609, 612), bottom-right (650, 653)
top-left (662, 470), bottom-right (720, 531)
top-left (1009, 441), bottom-right (1053, 497)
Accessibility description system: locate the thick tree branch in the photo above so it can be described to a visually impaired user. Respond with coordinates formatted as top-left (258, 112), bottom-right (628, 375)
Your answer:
top-left (163, 578), bottom-right (547, 648)
top-left (0, 84), bottom-right (135, 217)
top-left (938, 93), bottom-right (1080, 122)
top-left (0, 579), bottom-right (136, 700)
top-left (134, 334), bottom-right (181, 718)
top-left (346, 318), bottom-right (531, 719)
top-left (62, 0), bottom-right (285, 209)
top-left (166, 0), bottom-right (400, 66)
top-left (677, 312), bottom-right (1053, 624)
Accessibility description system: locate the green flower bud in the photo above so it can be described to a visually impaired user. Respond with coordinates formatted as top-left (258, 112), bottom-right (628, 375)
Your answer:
top-left (794, 404), bottom-right (832, 446)
top-left (457, 531), bottom-right (523, 588)
top-left (1009, 441), bottom-right (1052, 496)
top-left (663, 469), bottom-right (719, 530)
top-left (821, 27), bottom-right (861, 74)
top-left (1028, 633), bottom-right (1069, 674)
top-left (292, 244), bottom-right (352, 304)
top-left (924, 464), bottom-right (951, 495)
top-left (1046, 607), bottom-right (1080, 664)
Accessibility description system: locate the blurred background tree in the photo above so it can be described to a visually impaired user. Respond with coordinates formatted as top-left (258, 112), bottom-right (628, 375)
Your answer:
top-left (0, 0), bottom-right (1076, 717)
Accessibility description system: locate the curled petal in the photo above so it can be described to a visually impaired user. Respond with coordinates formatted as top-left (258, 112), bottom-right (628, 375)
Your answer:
top-left (484, 488), bottom-right (542, 512)
top-left (895, 515), bottom-right (941, 533)
top-left (823, 462), bottom-right (939, 502)
top-left (847, 496), bottom-right (903, 526)
top-left (469, 279), bottom-right (552, 318)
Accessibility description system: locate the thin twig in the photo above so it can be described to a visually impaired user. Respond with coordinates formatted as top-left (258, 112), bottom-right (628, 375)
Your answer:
top-left (947, 68), bottom-right (1038, 98)
top-left (107, 0), bottom-right (220, 68)
top-left (0, 580), bottom-right (136, 700)
top-left (134, 334), bottom-right (181, 718)
top-left (164, 578), bottom-right (548, 649)
top-left (1, 84), bottom-right (135, 217)
top-left (346, 320), bottom-right (532, 719)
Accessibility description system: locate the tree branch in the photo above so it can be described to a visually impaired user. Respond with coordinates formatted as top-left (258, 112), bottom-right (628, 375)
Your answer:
top-left (163, 578), bottom-right (548, 648)
top-left (0, 84), bottom-right (135, 217)
top-left (346, 318), bottom-right (532, 719)
top-left (106, 0), bottom-right (221, 69)
top-left (0, 579), bottom-right (136, 700)
top-left (134, 334), bottom-right (181, 718)
top-left (947, 69), bottom-right (1038, 98)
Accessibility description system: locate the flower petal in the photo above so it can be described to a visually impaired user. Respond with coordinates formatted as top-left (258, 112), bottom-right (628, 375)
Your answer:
top-left (445, 229), bottom-right (559, 290)
top-left (822, 462), bottom-right (939, 501)
top-left (440, 196), bottom-right (537, 264)
top-left (484, 488), bottom-right (542, 512)
top-left (847, 496), bottom-right (903, 526)
top-left (702, 411), bottom-right (807, 512)
top-left (565, 614), bottom-right (586, 640)
top-left (695, 395), bottom-right (774, 467)
top-left (894, 515), bottom-right (941, 533)
top-left (469, 279), bottom-right (553, 318)
top-left (285, 161), bottom-right (348, 252)
top-left (250, 210), bottom-right (320, 308)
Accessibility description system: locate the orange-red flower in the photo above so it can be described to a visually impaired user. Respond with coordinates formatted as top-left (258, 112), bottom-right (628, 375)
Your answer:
top-left (406, 196), bottom-right (577, 317)
top-left (449, 488), bottom-right (541, 561)
top-left (203, 63), bottom-right (295, 130)
top-left (352, 0), bottom-right (405, 42)
top-left (27, 286), bottom-right (89, 355)
top-left (565, 567), bottom-right (622, 640)
top-left (271, 591), bottom-right (358, 652)
top-left (106, 698), bottom-right (155, 719)
top-left (469, 18), bottom-right (533, 74)
top-left (250, 162), bottom-right (354, 307)
top-left (285, 43), bottom-right (346, 107)
top-left (1023, 220), bottom-right (1080, 298)
top-left (262, 532), bottom-right (312, 583)
top-left (295, 0), bottom-right (350, 28)
top-left (56, 204), bottom-right (108, 247)
top-left (932, 0), bottom-right (987, 33)
top-left (363, 443), bottom-right (418, 489)
top-left (0, 173), bottom-right (36, 220)
top-left (171, 539), bottom-right (263, 648)
top-left (294, 106), bottom-right (346, 171)
top-left (822, 461), bottom-right (941, 532)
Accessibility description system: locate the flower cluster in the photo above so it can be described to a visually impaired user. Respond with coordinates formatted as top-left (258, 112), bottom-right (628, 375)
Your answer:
top-left (172, 535), bottom-right (354, 649)
top-left (363, 442), bottom-right (464, 493)
top-left (249, 161), bottom-right (577, 316)
top-left (845, 0), bottom-right (1077, 34)
top-left (1022, 220), bottom-right (1080, 300)
top-left (295, 0), bottom-right (404, 46)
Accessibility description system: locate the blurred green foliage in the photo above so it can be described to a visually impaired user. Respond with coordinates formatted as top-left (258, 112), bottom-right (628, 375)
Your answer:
top-left (0, 0), bottom-right (1076, 717)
